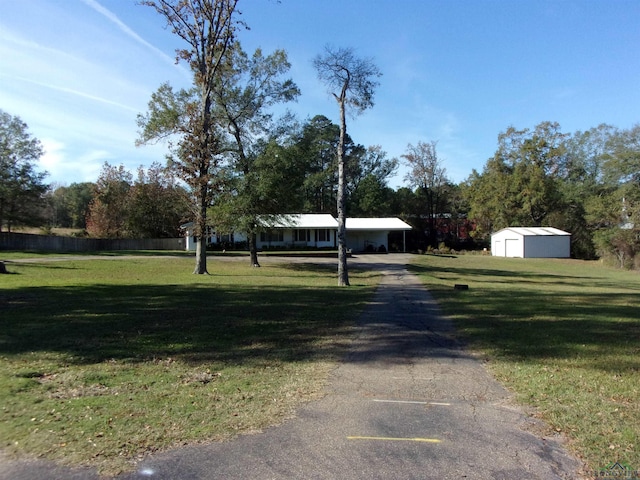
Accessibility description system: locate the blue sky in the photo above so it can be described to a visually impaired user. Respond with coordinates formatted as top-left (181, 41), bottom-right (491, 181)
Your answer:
top-left (1, 0), bottom-right (639, 188)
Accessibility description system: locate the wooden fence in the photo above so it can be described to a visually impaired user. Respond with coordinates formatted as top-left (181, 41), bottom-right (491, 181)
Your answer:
top-left (0, 232), bottom-right (186, 252)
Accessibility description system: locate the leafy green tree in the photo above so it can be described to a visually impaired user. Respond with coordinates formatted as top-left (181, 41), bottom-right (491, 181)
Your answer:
top-left (295, 115), bottom-right (342, 213)
top-left (462, 169), bottom-right (491, 243)
top-left (497, 122), bottom-right (567, 226)
top-left (211, 43), bottom-right (300, 266)
top-left (556, 124), bottom-right (618, 258)
top-left (349, 174), bottom-right (394, 217)
top-left (127, 163), bottom-right (190, 238)
top-left (389, 187), bottom-right (418, 218)
top-left (602, 126), bottom-right (640, 228)
top-left (86, 163), bottom-right (189, 239)
top-left (209, 135), bottom-right (307, 250)
top-left (590, 124), bottom-right (640, 266)
top-left (48, 182), bottom-right (94, 229)
top-left (347, 145), bottom-right (397, 202)
top-left (43, 184), bottom-right (70, 229)
top-left (251, 137), bottom-right (308, 213)
top-left (313, 46), bottom-right (382, 286)
top-left (291, 118), bottom-right (392, 216)
top-left (86, 163), bottom-right (133, 238)
top-left (0, 109), bottom-right (49, 232)
top-left (603, 124), bottom-right (640, 186)
top-left (402, 141), bottom-right (450, 247)
top-left (68, 182), bottom-right (95, 230)
top-left (594, 227), bottom-right (640, 269)
top-left (550, 124), bottom-right (640, 263)
top-left (138, 0), bottom-right (241, 274)
top-left (442, 182), bottom-right (471, 248)
top-left (464, 122), bottom-right (568, 243)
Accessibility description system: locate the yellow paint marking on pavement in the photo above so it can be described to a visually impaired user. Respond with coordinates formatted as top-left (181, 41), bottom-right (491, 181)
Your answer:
top-left (391, 377), bottom-right (434, 381)
top-left (347, 436), bottom-right (441, 443)
top-left (372, 399), bottom-right (451, 406)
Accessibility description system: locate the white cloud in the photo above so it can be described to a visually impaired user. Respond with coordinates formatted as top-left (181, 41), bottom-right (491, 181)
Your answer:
top-left (38, 139), bottom-right (107, 185)
top-left (40, 138), bottom-right (66, 173)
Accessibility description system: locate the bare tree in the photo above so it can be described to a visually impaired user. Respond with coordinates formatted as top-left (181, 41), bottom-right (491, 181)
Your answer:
top-left (313, 46), bottom-right (381, 286)
top-left (137, 0), bottom-right (241, 274)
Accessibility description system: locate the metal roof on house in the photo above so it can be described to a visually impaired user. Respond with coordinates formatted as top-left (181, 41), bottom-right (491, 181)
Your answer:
top-left (493, 227), bottom-right (570, 236)
top-left (258, 215), bottom-right (412, 231)
top-left (346, 217), bottom-right (412, 231)
top-left (259, 214), bottom-right (339, 229)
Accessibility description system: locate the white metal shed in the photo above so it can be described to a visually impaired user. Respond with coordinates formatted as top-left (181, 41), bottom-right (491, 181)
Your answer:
top-left (491, 227), bottom-right (571, 258)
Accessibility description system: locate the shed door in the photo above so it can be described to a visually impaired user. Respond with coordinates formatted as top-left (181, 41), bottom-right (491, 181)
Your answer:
top-left (493, 240), bottom-right (503, 256)
top-left (505, 238), bottom-right (521, 257)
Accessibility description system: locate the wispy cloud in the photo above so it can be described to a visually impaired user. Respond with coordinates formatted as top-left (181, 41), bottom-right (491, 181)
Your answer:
top-left (6, 75), bottom-right (139, 113)
top-left (81, 0), bottom-right (185, 72)
top-left (0, 28), bottom-right (72, 61)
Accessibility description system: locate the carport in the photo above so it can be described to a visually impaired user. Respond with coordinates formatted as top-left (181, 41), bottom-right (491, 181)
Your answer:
top-left (346, 217), bottom-right (412, 253)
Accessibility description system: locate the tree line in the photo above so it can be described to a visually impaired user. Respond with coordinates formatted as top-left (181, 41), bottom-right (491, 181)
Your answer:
top-left (3, 107), bottom-right (640, 268)
top-left (4, 107), bottom-right (640, 269)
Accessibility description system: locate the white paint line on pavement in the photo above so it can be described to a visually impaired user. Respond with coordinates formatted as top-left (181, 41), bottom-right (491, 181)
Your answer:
top-left (372, 399), bottom-right (451, 406)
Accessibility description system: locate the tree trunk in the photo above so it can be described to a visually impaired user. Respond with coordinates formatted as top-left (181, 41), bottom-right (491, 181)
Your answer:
top-left (249, 231), bottom-right (260, 267)
top-left (336, 95), bottom-right (350, 286)
top-left (337, 209), bottom-right (349, 285)
top-left (193, 182), bottom-right (209, 275)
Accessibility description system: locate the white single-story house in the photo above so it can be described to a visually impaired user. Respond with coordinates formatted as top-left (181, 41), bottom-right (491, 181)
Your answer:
top-left (491, 227), bottom-right (571, 258)
top-left (256, 214), bottom-right (339, 249)
top-left (181, 223), bottom-right (213, 252)
top-left (181, 214), bottom-right (412, 253)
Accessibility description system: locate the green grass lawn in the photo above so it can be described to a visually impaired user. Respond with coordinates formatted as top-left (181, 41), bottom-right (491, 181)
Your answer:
top-left (409, 254), bottom-right (640, 474)
top-left (0, 255), bottom-right (378, 474)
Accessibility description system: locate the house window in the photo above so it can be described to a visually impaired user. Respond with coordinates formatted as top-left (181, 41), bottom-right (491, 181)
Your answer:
top-left (294, 229), bottom-right (310, 242)
top-left (260, 230), bottom-right (284, 242)
top-left (317, 229), bottom-right (331, 242)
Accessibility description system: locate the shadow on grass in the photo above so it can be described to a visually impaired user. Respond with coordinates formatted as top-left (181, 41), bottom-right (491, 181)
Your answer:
top-left (409, 263), bottom-right (600, 286)
top-left (277, 262), bottom-right (386, 282)
top-left (1, 268), bottom-right (457, 372)
top-left (94, 250), bottom-right (193, 257)
top-left (275, 262), bottom-right (337, 274)
top-left (0, 283), bottom-right (370, 367)
top-left (3, 261), bottom-right (80, 271)
top-left (409, 264), bottom-right (640, 373)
